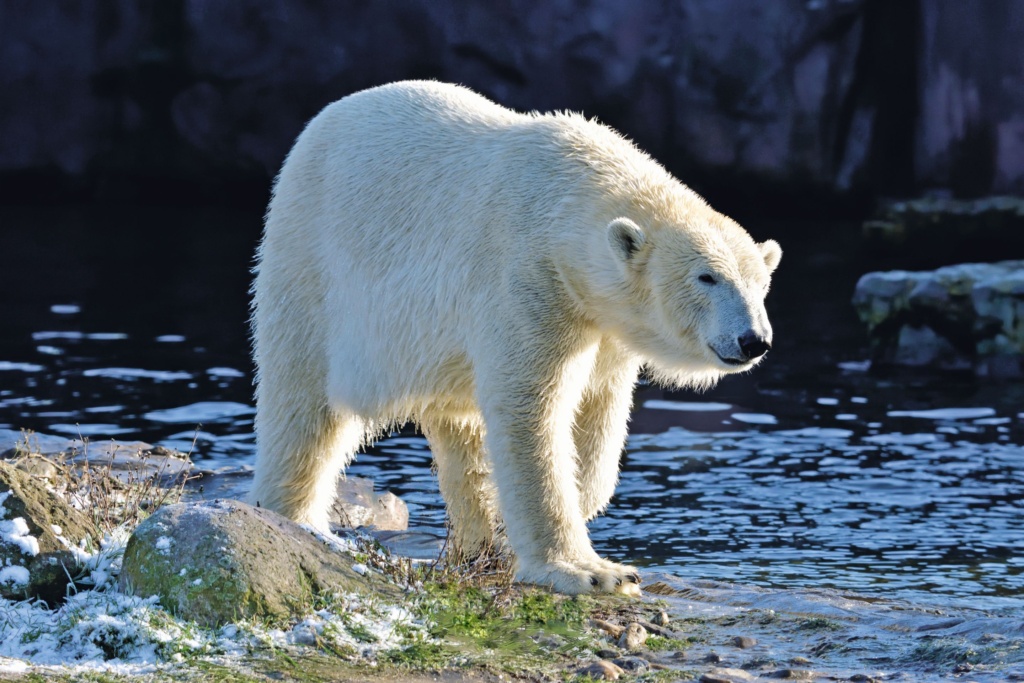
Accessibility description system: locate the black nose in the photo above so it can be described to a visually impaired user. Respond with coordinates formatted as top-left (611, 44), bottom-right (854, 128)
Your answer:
top-left (738, 331), bottom-right (771, 360)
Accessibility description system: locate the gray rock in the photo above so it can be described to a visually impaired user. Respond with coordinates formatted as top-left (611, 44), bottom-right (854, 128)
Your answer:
top-left (0, 462), bottom-right (97, 601)
top-left (119, 499), bottom-right (395, 627)
top-left (329, 476), bottom-right (409, 531)
top-left (700, 668), bottom-right (757, 683)
top-left (770, 669), bottom-right (816, 680)
top-left (852, 260), bottom-right (1024, 376)
top-left (732, 635), bottom-right (758, 649)
top-left (611, 656), bottom-right (650, 673)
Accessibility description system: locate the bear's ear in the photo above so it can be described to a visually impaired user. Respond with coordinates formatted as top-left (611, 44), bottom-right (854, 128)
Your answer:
top-left (759, 239), bottom-right (782, 273)
top-left (607, 217), bottom-right (646, 262)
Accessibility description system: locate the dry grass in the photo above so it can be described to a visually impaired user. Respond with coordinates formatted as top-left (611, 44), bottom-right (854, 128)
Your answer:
top-left (9, 428), bottom-right (199, 533)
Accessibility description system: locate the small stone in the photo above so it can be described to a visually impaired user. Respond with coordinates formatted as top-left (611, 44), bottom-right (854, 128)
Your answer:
top-left (611, 656), bottom-right (649, 674)
top-left (537, 634), bottom-right (564, 649)
top-left (952, 662), bottom-right (974, 673)
top-left (577, 660), bottom-right (624, 680)
top-left (617, 622), bottom-right (648, 651)
top-left (371, 491), bottom-right (408, 531)
top-left (769, 669), bottom-right (815, 680)
top-left (704, 651), bottom-right (723, 663)
top-left (700, 668), bottom-right (757, 683)
top-left (789, 657), bottom-right (811, 665)
top-left (653, 610), bottom-right (671, 626)
top-left (732, 635), bottom-right (757, 649)
top-left (590, 617), bottom-right (625, 638)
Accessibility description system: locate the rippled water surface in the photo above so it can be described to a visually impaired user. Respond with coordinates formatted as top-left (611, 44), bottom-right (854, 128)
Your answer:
top-left (2, 207), bottom-right (1022, 678)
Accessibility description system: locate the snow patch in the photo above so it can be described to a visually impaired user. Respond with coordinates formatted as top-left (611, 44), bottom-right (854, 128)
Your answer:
top-left (0, 518), bottom-right (40, 557)
top-left (154, 536), bottom-right (172, 555)
top-left (0, 566), bottom-right (30, 588)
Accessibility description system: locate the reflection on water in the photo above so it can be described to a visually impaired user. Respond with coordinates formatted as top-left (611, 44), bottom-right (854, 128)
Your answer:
top-left (1, 207), bottom-right (1022, 678)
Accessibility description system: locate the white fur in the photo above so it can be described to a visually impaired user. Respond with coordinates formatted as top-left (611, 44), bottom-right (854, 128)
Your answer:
top-left (249, 81), bottom-right (781, 595)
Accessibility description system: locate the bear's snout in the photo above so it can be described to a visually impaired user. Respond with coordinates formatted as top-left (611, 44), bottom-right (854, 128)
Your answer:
top-left (738, 330), bottom-right (771, 360)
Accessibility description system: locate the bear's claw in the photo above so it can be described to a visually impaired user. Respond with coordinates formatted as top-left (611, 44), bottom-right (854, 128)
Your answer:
top-left (520, 558), bottom-right (642, 596)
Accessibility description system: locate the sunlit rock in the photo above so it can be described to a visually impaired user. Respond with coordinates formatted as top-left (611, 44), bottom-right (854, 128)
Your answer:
top-left (852, 260), bottom-right (1024, 376)
top-left (0, 462), bottom-right (97, 602)
top-left (119, 499), bottom-right (396, 627)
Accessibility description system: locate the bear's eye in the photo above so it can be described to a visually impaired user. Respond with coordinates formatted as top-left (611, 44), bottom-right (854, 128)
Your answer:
top-left (698, 274), bottom-right (717, 285)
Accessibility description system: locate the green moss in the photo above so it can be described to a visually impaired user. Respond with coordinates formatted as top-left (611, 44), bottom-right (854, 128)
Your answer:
top-left (798, 617), bottom-right (843, 632)
top-left (645, 634), bottom-right (699, 651)
top-left (382, 640), bottom-right (457, 668)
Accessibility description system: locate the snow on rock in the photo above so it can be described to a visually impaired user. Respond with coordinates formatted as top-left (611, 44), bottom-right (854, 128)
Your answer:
top-left (0, 516), bottom-right (39, 557)
top-left (0, 566), bottom-right (30, 588)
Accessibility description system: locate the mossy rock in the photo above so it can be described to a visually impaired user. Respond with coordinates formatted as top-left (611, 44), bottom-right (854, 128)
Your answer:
top-left (119, 499), bottom-right (398, 627)
top-left (0, 461), bottom-right (97, 601)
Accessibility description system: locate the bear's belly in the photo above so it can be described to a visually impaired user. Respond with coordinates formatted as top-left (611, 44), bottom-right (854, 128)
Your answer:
top-left (325, 335), bottom-right (478, 421)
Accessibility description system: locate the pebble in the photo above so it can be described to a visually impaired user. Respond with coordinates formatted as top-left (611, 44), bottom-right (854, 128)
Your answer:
top-left (595, 648), bottom-right (620, 659)
top-left (590, 617), bottom-right (624, 638)
top-left (617, 622), bottom-right (648, 651)
top-left (653, 610), bottom-right (671, 626)
top-left (700, 668), bottom-right (757, 683)
top-left (703, 652), bottom-right (723, 663)
top-left (769, 669), bottom-right (815, 680)
top-left (732, 635), bottom-right (757, 649)
top-left (537, 634), bottom-right (563, 649)
top-left (611, 656), bottom-right (649, 674)
top-left (577, 660), bottom-right (624, 681)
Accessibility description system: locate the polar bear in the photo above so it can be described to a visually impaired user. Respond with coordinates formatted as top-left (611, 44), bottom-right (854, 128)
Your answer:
top-left (249, 80), bottom-right (781, 595)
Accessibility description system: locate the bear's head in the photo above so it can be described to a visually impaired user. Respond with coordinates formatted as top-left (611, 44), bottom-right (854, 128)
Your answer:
top-left (605, 213), bottom-right (782, 390)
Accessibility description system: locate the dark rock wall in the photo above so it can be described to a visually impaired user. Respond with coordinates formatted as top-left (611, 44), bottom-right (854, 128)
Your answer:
top-left (1, 0), bottom-right (1021, 206)
top-left (916, 1), bottom-right (1024, 197)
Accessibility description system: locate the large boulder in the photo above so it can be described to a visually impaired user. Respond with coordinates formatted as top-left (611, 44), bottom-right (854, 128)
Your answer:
top-left (852, 260), bottom-right (1024, 376)
top-left (119, 499), bottom-right (396, 627)
top-left (0, 462), bottom-right (98, 602)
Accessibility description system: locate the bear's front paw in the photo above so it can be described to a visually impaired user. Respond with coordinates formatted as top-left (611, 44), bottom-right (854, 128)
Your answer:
top-left (518, 557), bottom-right (641, 596)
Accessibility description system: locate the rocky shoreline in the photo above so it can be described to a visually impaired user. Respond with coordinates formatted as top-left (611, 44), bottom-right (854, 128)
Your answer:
top-left (1, 430), bottom-right (1022, 682)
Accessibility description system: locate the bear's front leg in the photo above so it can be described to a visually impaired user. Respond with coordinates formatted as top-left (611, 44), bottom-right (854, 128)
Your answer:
top-left (574, 338), bottom-right (640, 521)
top-left (475, 337), bottom-right (640, 596)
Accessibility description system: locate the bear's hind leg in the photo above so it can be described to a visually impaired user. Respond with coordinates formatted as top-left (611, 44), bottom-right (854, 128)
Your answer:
top-left (250, 406), bottom-right (365, 532)
top-left (421, 416), bottom-right (498, 556)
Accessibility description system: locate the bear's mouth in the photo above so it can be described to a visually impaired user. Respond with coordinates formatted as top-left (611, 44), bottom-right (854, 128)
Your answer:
top-left (709, 345), bottom-right (749, 367)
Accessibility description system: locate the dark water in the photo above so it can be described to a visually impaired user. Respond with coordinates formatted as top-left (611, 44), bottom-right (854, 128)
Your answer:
top-left (2, 206), bottom-right (1022, 677)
